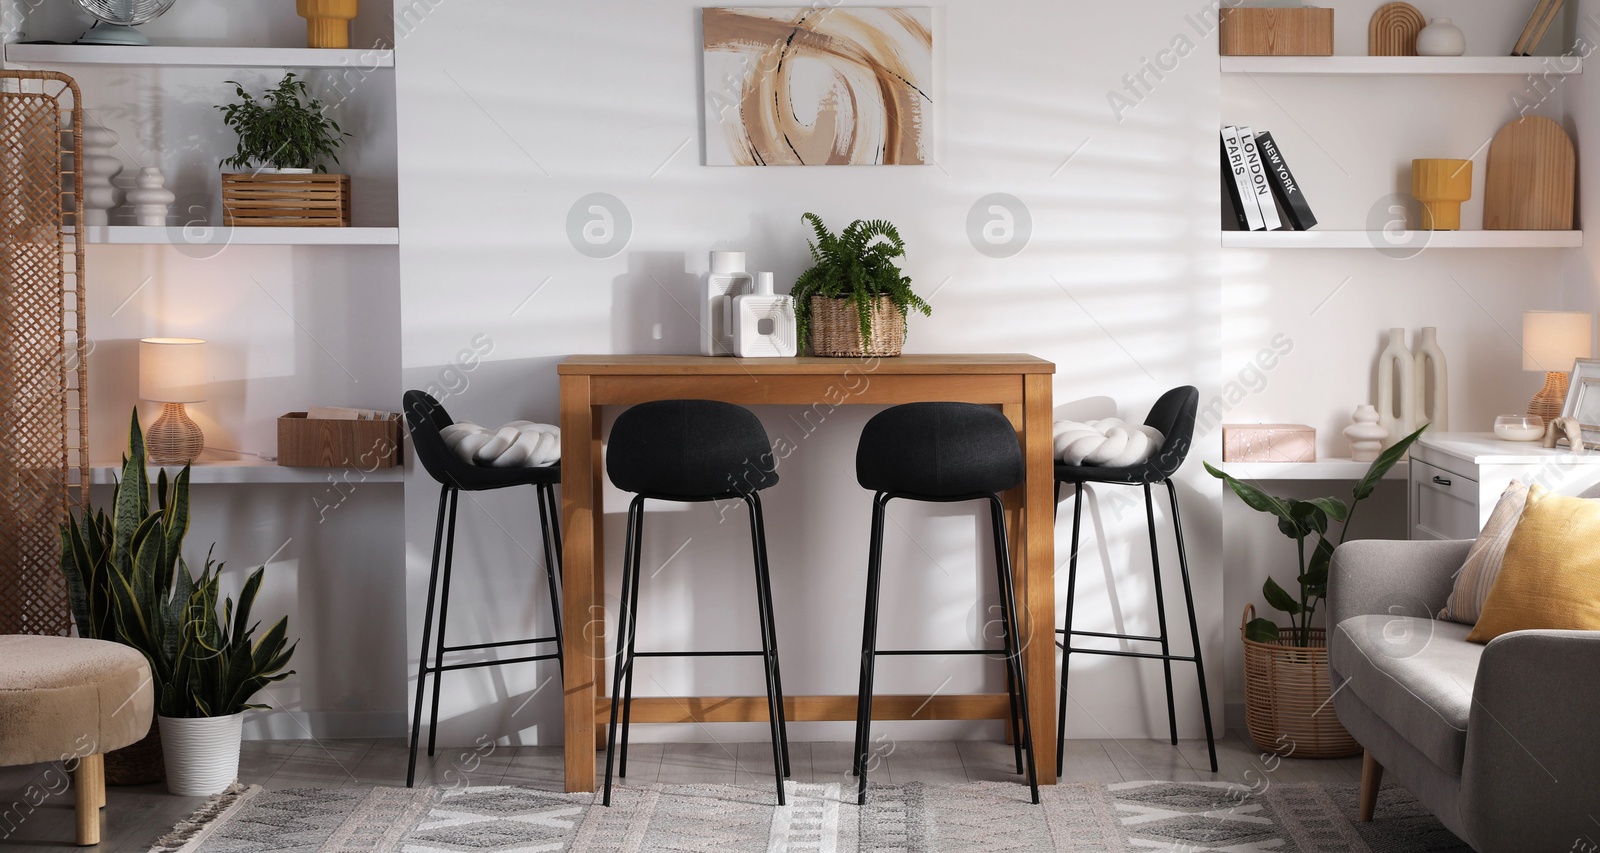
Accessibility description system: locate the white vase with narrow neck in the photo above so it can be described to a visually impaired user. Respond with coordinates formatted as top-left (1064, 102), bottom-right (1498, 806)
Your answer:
top-left (1376, 327), bottom-right (1416, 450)
top-left (1412, 327), bottom-right (1449, 432)
top-left (1416, 18), bottom-right (1466, 57)
top-left (81, 123), bottom-right (124, 226)
top-left (127, 167), bottom-right (176, 226)
top-left (701, 251), bottom-right (752, 356)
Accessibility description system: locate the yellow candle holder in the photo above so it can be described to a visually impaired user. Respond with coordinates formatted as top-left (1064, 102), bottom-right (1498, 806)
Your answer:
top-left (296, 0), bottom-right (358, 49)
top-left (1411, 158), bottom-right (1473, 230)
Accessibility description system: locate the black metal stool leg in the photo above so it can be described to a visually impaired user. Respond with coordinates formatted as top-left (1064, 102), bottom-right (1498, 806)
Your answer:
top-left (990, 496), bottom-right (1040, 804)
top-left (603, 498), bottom-right (643, 806)
top-left (748, 493), bottom-right (790, 779)
top-left (618, 498), bottom-right (646, 779)
top-left (991, 508), bottom-right (1025, 776)
top-left (1144, 484), bottom-right (1179, 746)
top-left (1167, 479), bottom-right (1218, 772)
top-left (744, 495), bottom-right (787, 804)
top-left (407, 485), bottom-right (450, 787)
top-left (427, 489), bottom-right (460, 758)
top-left (537, 483), bottom-right (564, 678)
top-left (1057, 482), bottom-right (1082, 777)
top-left (854, 494), bottom-right (888, 802)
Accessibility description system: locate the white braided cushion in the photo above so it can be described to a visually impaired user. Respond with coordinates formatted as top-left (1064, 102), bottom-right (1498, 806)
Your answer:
top-left (1053, 418), bottom-right (1164, 467)
top-left (439, 421), bottom-right (560, 468)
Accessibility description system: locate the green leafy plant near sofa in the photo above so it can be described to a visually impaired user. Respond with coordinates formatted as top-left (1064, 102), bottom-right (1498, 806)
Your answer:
top-left (1205, 424), bottom-right (1428, 647)
top-left (60, 409), bottom-right (296, 718)
top-left (790, 212), bottom-right (931, 346)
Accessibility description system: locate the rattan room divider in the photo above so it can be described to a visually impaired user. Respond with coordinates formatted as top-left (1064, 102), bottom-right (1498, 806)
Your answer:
top-left (0, 71), bottom-right (87, 636)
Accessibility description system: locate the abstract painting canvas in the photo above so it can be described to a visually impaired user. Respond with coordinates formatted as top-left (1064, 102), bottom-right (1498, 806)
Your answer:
top-left (703, 7), bottom-right (933, 166)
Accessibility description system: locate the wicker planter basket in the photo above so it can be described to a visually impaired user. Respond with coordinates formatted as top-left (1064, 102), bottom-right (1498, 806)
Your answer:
top-left (1240, 604), bottom-right (1360, 758)
top-left (104, 722), bottom-right (165, 786)
top-left (809, 296), bottom-right (905, 357)
top-left (221, 173), bottom-right (351, 227)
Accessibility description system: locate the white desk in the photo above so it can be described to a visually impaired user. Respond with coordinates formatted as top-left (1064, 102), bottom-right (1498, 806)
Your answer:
top-left (1409, 433), bottom-right (1600, 540)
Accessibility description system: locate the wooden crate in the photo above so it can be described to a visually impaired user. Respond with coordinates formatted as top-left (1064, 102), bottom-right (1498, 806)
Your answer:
top-left (1220, 7), bottom-right (1334, 56)
top-left (277, 412), bottom-right (402, 468)
top-left (222, 173), bottom-right (351, 227)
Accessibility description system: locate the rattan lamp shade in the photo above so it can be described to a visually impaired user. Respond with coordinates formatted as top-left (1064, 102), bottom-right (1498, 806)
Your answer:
top-left (139, 338), bottom-right (205, 464)
top-left (1523, 312), bottom-right (1592, 421)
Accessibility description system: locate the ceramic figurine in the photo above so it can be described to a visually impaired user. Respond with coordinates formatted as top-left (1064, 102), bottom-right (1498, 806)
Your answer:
top-left (1542, 416), bottom-right (1585, 451)
top-left (127, 167), bottom-right (176, 227)
top-left (1345, 404), bottom-right (1388, 463)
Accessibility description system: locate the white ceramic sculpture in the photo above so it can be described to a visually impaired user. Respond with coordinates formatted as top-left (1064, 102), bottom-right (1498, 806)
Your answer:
top-left (734, 272), bottom-right (798, 357)
top-left (1416, 18), bottom-right (1466, 56)
top-left (1412, 326), bottom-right (1449, 431)
top-left (127, 167), bottom-right (176, 227)
top-left (82, 123), bottom-right (124, 227)
top-left (1052, 418), bottom-right (1164, 467)
top-left (439, 421), bottom-right (560, 468)
top-left (701, 251), bottom-right (753, 356)
top-left (1377, 327), bottom-right (1416, 450)
top-left (1344, 404), bottom-right (1388, 463)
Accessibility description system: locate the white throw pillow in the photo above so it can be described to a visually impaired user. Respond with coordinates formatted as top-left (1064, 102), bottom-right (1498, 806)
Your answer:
top-left (1052, 418), bottom-right (1164, 467)
top-left (440, 421), bottom-right (560, 468)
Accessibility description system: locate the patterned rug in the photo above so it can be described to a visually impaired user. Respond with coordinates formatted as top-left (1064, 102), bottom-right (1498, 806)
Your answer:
top-left (150, 779), bottom-right (1471, 852)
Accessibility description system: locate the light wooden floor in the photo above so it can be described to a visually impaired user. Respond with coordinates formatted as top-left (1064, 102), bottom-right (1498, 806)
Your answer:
top-left (0, 734), bottom-right (1362, 852)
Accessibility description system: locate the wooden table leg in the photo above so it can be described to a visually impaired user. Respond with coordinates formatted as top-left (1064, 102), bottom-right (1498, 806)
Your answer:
top-left (74, 752), bottom-right (103, 846)
top-left (560, 376), bottom-right (601, 792)
top-left (1021, 375), bottom-right (1058, 783)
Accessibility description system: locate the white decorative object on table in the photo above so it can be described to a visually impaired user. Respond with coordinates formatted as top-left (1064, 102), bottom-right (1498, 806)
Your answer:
top-left (700, 251), bottom-right (752, 356)
top-left (1053, 418), bottom-right (1164, 467)
top-left (440, 421), bottom-right (560, 468)
top-left (1415, 18), bottom-right (1465, 56)
top-left (126, 166), bottom-right (175, 226)
top-left (1222, 424), bottom-right (1317, 462)
top-left (733, 271), bottom-right (798, 357)
top-left (1493, 414), bottom-right (1545, 442)
top-left (1541, 417), bottom-right (1583, 450)
top-left (1377, 327), bottom-right (1416, 450)
top-left (81, 123), bottom-right (124, 226)
top-left (1345, 404), bottom-right (1388, 462)
top-left (1412, 326), bottom-right (1448, 431)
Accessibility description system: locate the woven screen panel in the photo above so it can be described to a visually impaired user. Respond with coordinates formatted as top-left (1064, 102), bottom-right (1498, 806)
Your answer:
top-left (0, 72), bottom-right (86, 636)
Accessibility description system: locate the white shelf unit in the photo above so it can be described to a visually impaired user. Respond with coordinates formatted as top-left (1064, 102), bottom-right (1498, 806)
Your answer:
top-left (1221, 56), bottom-right (1582, 76)
top-left (1220, 458), bottom-right (1408, 481)
top-left (78, 226), bottom-right (399, 246)
top-left (88, 457), bottom-right (405, 486)
top-left (4, 43), bottom-right (393, 68)
top-left (1222, 230), bottom-right (1583, 249)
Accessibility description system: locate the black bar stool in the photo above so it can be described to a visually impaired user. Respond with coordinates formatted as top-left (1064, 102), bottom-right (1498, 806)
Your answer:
top-left (853, 402), bottom-right (1040, 805)
top-left (602, 399), bottom-right (790, 806)
top-left (1054, 385), bottom-right (1217, 774)
top-left (402, 390), bottom-right (564, 788)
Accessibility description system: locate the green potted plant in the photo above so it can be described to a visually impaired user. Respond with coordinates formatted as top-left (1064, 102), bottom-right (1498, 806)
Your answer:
top-left (1205, 424), bottom-right (1427, 758)
top-left (791, 213), bottom-right (931, 357)
top-left (216, 72), bottom-right (352, 226)
top-left (61, 410), bottom-right (296, 795)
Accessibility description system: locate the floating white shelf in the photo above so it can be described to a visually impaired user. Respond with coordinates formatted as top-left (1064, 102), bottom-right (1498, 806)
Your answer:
top-left (1221, 56), bottom-right (1581, 76)
top-left (1222, 230), bottom-right (1582, 249)
top-left (1219, 458), bottom-right (1407, 481)
top-left (4, 43), bottom-right (393, 68)
top-left (88, 457), bottom-right (404, 485)
top-left (76, 226), bottom-right (399, 246)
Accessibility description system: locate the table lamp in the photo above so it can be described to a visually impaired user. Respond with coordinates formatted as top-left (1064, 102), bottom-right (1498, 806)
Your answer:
top-left (139, 338), bottom-right (206, 465)
top-left (1522, 311), bottom-right (1593, 421)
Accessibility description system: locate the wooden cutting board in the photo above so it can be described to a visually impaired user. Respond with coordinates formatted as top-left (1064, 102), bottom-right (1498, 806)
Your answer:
top-left (1369, 2), bottom-right (1424, 56)
top-left (1484, 116), bottom-right (1576, 230)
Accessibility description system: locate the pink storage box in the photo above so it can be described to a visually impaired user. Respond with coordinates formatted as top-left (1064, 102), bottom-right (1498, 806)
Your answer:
top-left (1222, 424), bottom-right (1317, 463)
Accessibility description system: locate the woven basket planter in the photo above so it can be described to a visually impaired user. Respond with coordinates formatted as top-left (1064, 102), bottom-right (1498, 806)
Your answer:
top-left (809, 296), bottom-right (905, 357)
top-left (1240, 604), bottom-right (1360, 759)
top-left (105, 722), bottom-right (165, 786)
top-left (222, 173), bottom-right (351, 227)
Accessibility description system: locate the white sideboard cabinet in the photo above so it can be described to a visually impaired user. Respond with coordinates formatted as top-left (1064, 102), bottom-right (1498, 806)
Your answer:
top-left (1409, 433), bottom-right (1600, 541)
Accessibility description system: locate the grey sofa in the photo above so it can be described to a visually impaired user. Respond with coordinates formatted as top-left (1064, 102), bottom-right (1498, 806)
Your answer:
top-left (1328, 539), bottom-right (1600, 853)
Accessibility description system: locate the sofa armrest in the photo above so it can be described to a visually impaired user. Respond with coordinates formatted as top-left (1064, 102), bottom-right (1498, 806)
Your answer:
top-left (1460, 630), bottom-right (1600, 853)
top-left (1327, 539), bottom-right (1470, 628)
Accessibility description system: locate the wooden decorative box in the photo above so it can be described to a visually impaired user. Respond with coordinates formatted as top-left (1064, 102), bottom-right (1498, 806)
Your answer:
top-left (1220, 7), bottom-right (1334, 56)
top-left (277, 412), bottom-right (403, 468)
top-left (1222, 424), bottom-right (1317, 463)
top-left (222, 173), bottom-right (351, 227)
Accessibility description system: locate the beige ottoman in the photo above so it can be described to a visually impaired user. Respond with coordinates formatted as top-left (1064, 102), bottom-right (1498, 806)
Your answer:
top-left (0, 635), bottom-right (154, 846)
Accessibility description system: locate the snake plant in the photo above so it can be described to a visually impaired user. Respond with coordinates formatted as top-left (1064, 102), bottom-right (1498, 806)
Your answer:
top-left (60, 409), bottom-right (296, 718)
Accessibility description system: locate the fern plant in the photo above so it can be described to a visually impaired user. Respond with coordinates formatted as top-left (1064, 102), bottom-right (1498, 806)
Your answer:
top-left (791, 213), bottom-right (931, 347)
top-left (216, 72), bottom-right (349, 173)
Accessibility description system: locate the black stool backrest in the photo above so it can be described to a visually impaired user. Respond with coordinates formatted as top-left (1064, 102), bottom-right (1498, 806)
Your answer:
top-left (404, 390), bottom-right (463, 486)
top-left (608, 399), bottom-right (777, 499)
top-left (856, 402), bottom-right (1024, 498)
top-left (1143, 385), bottom-right (1199, 481)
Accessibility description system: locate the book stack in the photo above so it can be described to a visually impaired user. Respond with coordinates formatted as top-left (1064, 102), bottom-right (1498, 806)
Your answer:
top-left (1221, 126), bottom-right (1317, 232)
top-left (1512, 0), bottom-right (1566, 56)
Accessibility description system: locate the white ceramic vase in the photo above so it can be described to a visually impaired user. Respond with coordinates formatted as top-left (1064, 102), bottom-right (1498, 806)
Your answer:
top-left (701, 251), bottom-right (753, 356)
top-left (1376, 327), bottom-right (1417, 450)
top-left (127, 167), bottom-right (176, 227)
top-left (159, 713), bottom-right (244, 796)
top-left (1416, 18), bottom-right (1466, 57)
top-left (1412, 326), bottom-right (1449, 431)
top-left (1345, 404), bottom-right (1389, 463)
top-left (81, 123), bottom-right (124, 227)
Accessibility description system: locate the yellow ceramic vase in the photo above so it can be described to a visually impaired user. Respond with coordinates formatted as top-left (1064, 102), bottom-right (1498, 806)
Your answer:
top-left (1411, 158), bottom-right (1473, 230)
top-left (297, 0), bottom-right (358, 49)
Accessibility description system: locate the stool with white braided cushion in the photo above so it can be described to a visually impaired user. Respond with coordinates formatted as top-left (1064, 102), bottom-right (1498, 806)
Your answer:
top-left (0, 635), bottom-right (155, 846)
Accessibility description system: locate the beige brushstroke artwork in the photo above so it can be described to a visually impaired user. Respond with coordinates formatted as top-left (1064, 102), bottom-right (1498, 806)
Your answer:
top-left (703, 7), bottom-right (933, 166)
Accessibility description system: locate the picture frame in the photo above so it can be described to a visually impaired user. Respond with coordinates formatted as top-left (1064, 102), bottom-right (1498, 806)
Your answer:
top-left (1558, 357), bottom-right (1600, 444)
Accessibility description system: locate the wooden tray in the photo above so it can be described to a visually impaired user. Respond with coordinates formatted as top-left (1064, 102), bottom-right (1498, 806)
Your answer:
top-left (222, 173), bottom-right (350, 227)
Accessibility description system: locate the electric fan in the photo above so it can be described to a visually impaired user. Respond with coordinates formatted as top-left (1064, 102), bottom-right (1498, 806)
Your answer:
top-left (75, 0), bottom-right (177, 46)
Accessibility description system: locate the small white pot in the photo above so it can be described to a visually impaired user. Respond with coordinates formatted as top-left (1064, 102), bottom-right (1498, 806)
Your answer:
top-left (1416, 18), bottom-right (1466, 57)
top-left (252, 167), bottom-right (316, 174)
top-left (158, 713), bottom-right (243, 796)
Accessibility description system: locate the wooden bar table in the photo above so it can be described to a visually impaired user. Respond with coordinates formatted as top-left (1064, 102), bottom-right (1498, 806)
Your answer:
top-left (558, 354), bottom-right (1057, 791)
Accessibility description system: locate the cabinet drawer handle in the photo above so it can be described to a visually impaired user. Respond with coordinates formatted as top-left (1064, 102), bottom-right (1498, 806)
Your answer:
top-left (1432, 476), bottom-right (1452, 486)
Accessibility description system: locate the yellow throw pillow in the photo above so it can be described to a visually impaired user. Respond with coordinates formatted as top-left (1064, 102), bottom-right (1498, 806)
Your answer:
top-left (1467, 485), bottom-right (1600, 643)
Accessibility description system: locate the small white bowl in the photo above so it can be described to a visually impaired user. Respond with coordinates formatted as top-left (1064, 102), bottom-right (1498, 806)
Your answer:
top-left (1494, 414), bottom-right (1545, 442)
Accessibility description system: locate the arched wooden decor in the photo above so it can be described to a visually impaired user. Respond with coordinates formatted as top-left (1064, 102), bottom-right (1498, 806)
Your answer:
top-left (1485, 116), bottom-right (1577, 231)
top-left (0, 71), bottom-right (88, 636)
top-left (1369, 2), bottom-right (1425, 56)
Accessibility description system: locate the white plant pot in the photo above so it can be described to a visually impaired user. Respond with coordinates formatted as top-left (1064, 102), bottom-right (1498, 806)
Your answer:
top-left (158, 714), bottom-right (243, 796)
top-left (252, 167), bottom-right (315, 174)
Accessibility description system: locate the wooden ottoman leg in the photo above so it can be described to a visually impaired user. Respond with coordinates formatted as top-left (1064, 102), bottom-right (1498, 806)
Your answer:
top-left (75, 753), bottom-right (104, 846)
top-left (1358, 749), bottom-right (1382, 822)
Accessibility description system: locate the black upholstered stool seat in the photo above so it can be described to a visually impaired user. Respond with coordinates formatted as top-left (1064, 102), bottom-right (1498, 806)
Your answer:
top-left (856, 402), bottom-right (1023, 497)
top-left (407, 390), bottom-right (560, 490)
top-left (608, 400), bottom-right (777, 499)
